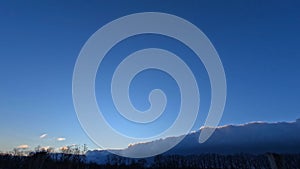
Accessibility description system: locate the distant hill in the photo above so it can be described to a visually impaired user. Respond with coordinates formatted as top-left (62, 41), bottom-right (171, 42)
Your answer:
top-left (86, 119), bottom-right (300, 163)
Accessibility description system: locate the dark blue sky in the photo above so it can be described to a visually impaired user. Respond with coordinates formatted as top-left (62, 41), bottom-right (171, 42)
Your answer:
top-left (0, 0), bottom-right (299, 151)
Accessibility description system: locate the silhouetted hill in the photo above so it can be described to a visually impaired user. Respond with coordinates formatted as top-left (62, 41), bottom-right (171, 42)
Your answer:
top-left (87, 119), bottom-right (300, 160)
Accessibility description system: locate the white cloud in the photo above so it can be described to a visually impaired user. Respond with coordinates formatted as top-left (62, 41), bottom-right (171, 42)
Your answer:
top-left (41, 146), bottom-right (54, 152)
top-left (17, 144), bottom-right (29, 149)
top-left (59, 146), bottom-right (68, 151)
top-left (40, 133), bottom-right (47, 139)
top-left (57, 137), bottom-right (66, 141)
top-left (41, 146), bottom-right (50, 150)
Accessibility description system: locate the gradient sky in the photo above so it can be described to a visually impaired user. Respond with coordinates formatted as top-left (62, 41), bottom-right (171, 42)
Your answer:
top-left (0, 0), bottom-right (300, 152)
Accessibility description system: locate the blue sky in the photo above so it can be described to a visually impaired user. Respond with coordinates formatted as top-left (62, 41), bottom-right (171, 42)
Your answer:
top-left (0, 1), bottom-right (300, 152)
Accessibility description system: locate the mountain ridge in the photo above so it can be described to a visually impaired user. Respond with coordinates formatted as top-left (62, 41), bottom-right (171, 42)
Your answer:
top-left (86, 119), bottom-right (300, 162)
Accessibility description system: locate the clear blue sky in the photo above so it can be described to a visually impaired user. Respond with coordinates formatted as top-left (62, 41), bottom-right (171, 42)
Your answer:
top-left (0, 0), bottom-right (300, 152)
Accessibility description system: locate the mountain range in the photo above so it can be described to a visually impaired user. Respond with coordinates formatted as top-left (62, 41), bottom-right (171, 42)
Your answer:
top-left (86, 119), bottom-right (300, 163)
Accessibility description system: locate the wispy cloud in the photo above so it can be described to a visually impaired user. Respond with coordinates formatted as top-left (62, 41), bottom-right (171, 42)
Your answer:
top-left (40, 133), bottom-right (47, 139)
top-left (17, 144), bottom-right (29, 149)
top-left (57, 137), bottom-right (66, 141)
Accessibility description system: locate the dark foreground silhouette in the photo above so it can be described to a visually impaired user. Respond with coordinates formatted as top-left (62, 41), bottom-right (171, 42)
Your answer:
top-left (0, 151), bottom-right (300, 169)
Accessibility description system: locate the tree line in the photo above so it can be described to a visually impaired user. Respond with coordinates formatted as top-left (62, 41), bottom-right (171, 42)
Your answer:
top-left (0, 150), bottom-right (299, 169)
